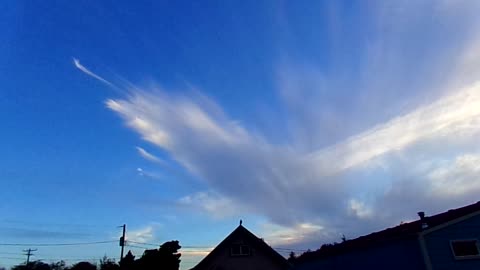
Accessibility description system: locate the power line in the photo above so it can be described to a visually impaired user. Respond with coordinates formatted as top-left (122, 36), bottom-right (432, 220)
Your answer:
top-left (125, 244), bottom-right (148, 249)
top-left (0, 251), bottom-right (22, 255)
top-left (125, 244), bottom-right (210, 253)
top-left (127, 241), bottom-right (212, 249)
top-left (128, 242), bottom-right (307, 252)
top-left (36, 257), bottom-right (105, 261)
top-left (127, 241), bottom-right (158, 246)
top-left (0, 256), bottom-right (25, 260)
top-left (0, 240), bottom-right (117, 247)
top-left (177, 250), bottom-right (212, 253)
top-left (273, 247), bottom-right (309, 252)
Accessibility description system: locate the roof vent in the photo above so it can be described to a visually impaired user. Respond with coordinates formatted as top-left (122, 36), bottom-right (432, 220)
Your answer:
top-left (418, 212), bottom-right (428, 230)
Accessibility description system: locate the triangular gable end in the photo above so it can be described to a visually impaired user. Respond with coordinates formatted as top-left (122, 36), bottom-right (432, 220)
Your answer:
top-left (191, 224), bottom-right (290, 270)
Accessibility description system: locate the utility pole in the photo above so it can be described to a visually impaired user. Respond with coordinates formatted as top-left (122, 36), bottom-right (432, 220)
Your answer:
top-left (119, 224), bottom-right (126, 261)
top-left (23, 248), bottom-right (37, 264)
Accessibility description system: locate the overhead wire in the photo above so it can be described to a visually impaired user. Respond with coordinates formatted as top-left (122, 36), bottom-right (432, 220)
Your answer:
top-left (0, 240), bottom-right (117, 247)
top-left (273, 247), bottom-right (309, 252)
top-left (0, 252), bottom-right (23, 255)
top-left (0, 256), bottom-right (24, 259)
top-left (127, 241), bottom-right (212, 249)
top-left (125, 244), bottom-right (211, 254)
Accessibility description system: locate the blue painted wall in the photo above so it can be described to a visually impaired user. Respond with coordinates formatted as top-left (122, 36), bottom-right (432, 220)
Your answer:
top-left (425, 213), bottom-right (480, 270)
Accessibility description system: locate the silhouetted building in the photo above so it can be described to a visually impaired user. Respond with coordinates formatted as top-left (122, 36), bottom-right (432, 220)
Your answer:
top-left (295, 201), bottom-right (480, 270)
top-left (191, 223), bottom-right (290, 270)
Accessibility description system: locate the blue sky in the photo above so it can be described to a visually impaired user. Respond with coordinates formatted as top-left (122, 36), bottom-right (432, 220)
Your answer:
top-left (2, 1), bottom-right (480, 269)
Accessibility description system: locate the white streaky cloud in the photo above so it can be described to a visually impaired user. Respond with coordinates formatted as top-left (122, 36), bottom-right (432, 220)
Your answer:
top-left (428, 154), bottom-right (480, 197)
top-left (107, 80), bottom-right (480, 232)
top-left (105, 1), bottom-right (480, 246)
top-left (136, 167), bottom-right (163, 180)
top-left (276, 1), bottom-right (480, 153)
top-left (179, 247), bottom-right (215, 270)
top-left (177, 192), bottom-right (244, 219)
top-left (260, 222), bottom-right (325, 247)
top-left (126, 225), bottom-right (155, 243)
top-left (348, 199), bottom-right (373, 219)
top-left (107, 91), bottom-right (311, 224)
top-left (308, 82), bottom-right (480, 175)
top-left (181, 247), bottom-right (214, 257)
top-left (73, 58), bottom-right (115, 87)
top-left (136, 146), bottom-right (165, 164)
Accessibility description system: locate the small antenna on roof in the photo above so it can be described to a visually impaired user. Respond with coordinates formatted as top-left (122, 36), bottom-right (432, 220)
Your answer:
top-left (240, 219), bottom-right (243, 226)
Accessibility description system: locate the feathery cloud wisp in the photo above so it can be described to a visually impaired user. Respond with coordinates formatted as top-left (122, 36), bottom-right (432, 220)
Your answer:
top-left (136, 146), bottom-right (165, 164)
top-left (106, 79), bottom-right (480, 240)
top-left (126, 225), bottom-right (156, 243)
top-left (103, 0), bottom-right (480, 247)
top-left (73, 58), bottom-right (114, 87)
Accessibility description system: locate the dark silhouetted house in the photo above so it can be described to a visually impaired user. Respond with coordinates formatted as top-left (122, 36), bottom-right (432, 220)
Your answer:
top-left (295, 201), bottom-right (480, 270)
top-left (191, 223), bottom-right (291, 270)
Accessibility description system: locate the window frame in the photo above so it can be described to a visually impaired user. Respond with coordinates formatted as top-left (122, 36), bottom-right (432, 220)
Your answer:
top-left (230, 244), bottom-right (251, 257)
top-left (450, 239), bottom-right (480, 260)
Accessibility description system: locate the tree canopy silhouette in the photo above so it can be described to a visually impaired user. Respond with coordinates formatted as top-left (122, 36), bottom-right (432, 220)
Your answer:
top-left (8, 240), bottom-right (181, 270)
top-left (99, 256), bottom-right (119, 270)
top-left (69, 262), bottom-right (96, 270)
top-left (135, 240), bottom-right (181, 270)
top-left (119, 251), bottom-right (135, 270)
top-left (12, 261), bottom-right (51, 270)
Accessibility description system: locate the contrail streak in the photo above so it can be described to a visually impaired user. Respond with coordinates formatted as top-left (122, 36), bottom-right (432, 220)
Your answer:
top-left (73, 58), bottom-right (114, 87)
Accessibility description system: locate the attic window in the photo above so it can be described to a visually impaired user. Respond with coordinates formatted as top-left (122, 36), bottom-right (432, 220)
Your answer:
top-left (230, 244), bottom-right (250, 256)
top-left (451, 240), bottom-right (480, 259)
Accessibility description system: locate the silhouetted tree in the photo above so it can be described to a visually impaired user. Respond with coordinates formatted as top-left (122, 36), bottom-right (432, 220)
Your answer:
top-left (158, 241), bottom-right (181, 270)
top-left (99, 256), bottom-right (118, 270)
top-left (50, 261), bottom-right (66, 270)
top-left (119, 251), bottom-right (135, 270)
top-left (12, 261), bottom-right (51, 270)
top-left (11, 263), bottom-right (28, 270)
top-left (7, 241), bottom-right (181, 270)
top-left (137, 240), bottom-right (181, 270)
top-left (69, 262), bottom-right (96, 270)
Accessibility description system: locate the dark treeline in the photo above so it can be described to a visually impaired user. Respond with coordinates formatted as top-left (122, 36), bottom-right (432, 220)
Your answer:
top-left (9, 241), bottom-right (181, 270)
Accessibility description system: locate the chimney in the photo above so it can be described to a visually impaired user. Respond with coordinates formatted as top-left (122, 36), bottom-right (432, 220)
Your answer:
top-left (418, 211), bottom-right (428, 230)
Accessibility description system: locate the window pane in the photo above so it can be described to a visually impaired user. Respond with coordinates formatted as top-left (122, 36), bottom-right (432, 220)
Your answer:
top-left (231, 245), bottom-right (241, 255)
top-left (452, 240), bottom-right (479, 257)
top-left (241, 245), bottom-right (250, 255)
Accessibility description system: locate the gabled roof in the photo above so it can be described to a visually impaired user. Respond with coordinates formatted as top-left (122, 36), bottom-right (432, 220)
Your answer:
top-left (191, 224), bottom-right (290, 270)
top-left (297, 201), bottom-right (480, 262)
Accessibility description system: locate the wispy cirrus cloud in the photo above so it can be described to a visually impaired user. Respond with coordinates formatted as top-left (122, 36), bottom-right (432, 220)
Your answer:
top-left (260, 222), bottom-right (326, 247)
top-left (307, 82), bottom-right (480, 176)
top-left (428, 154), bottom-right (480, 197)
top-left (136, 146), bottom-right (165, 164)
top-left (177, 192), bottom-right (244, 219)
top-left (136, 167), bottom-right (163, 180)
top-left (106, 80), bottom-right (480, 229)
top-left (77, 0), bottom-right (480, 248)
top-left (0, 227), bottom-right (90, 239)
top-left (126, 225), bottom-right (158, 244)
top-left (182, 248), bottom-right (214, 257)
top-left (73, 58), bottom-right (114, 87)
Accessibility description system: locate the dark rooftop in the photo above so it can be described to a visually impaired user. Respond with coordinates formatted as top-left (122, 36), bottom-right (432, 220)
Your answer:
top-left (297, 201), bottom-right (480, 262)
top-left (191, 224), bottom-right (290, 270)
